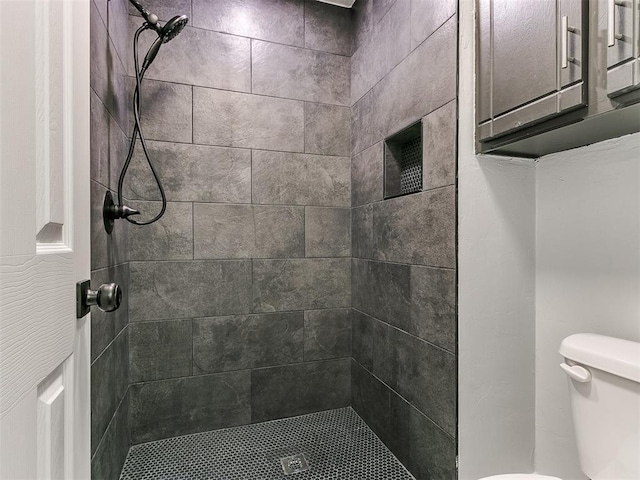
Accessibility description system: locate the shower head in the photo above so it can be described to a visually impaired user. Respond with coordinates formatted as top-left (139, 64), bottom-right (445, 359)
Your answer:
top-left (140, 14), bottom-right (189, 72)
top-left (161, 15), bottom-right (189, 43)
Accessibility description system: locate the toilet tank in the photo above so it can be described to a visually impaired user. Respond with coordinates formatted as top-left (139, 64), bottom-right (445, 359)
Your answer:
top-left (560, 333), bottom-right (640, 480)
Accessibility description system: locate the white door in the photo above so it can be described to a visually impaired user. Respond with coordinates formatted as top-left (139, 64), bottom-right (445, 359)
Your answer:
top-left (0, 0), bottom-right (91, 479)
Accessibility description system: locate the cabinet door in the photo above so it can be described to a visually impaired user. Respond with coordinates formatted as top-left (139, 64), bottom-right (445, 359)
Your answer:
top-left (477, 0), bottom-right (587, 141)
top-left (492, 0), bottom-right (557, 117)
top-left (607, 0), bottom-right (640, 98)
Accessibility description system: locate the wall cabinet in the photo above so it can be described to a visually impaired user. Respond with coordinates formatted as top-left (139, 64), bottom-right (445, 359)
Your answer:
top-left (477, 0), bottom-right (587, 142)
top-left (477, 0), bottom-right (640, 157)
top-left (607, 0), bottom-right (640, 98)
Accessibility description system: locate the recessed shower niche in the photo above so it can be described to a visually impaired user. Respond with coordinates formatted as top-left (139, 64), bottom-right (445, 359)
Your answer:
top-left (384, 120), bottom-right (423, 199)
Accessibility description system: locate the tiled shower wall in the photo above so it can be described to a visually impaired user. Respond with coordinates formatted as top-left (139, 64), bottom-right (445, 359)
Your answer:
top-left (90, 1), bottom-right (458, 478)
top-left (350, 0), bottom-right (458, 478)
top-left (90, 0), bottom-right (131, 477)
top-left (123, 0), bottom-right (353, 444)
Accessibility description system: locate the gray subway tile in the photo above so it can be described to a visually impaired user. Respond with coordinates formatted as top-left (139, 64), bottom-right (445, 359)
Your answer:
top-left (125, 141), bottom-right (251, 203)
top-left (351, 360), bottom-right (390, 443)
top-left (373, 15), bottom-right (457, 142)
top-left (351, 204), bottom-right (374, 259)
top-left (113, 327), bottom-right (129, 403)
top-left (91, 1), bottom-right (129, 133)
top-left (351, 258), bottom-right (411, 331)
top-left (192, 0), bottom-right (304, 47)
top-left (304, 103), bottom-right (350, 157)
top-left (94, 0), bottom-right (108, 26)
top-left (193, 204), bottom-right (304, 259)
top-left (91, 343), bottom-right (116, 455)
top-left (373, 0), bottom-right (398, 24)
top-left (423, 100), bottom-right (457, 190)
top-left (128, 201), bottom-right (193, 261)
top-left (304, 0), bottom-right (352, 56)
top-left (109, 0), bottom-right (129, 72)
top-left (351, 0), bottom-right (411, 105)
top-left (411, 0), bottom-right (457, 50)
top-left (193, 87), bottom-right (304, 152)
top-left (251, 359), bottom-right (350, 422)
top-left (351, 89), bottom-right (375, 155)
top-left (192, 313), bottom-right (304, 373)
top-left (129, 260), bottom-right (252, 321)
top-left (129, 319), bottom-right (192, 382)
top-left (352, 142), bottom-right (383, 206)
top-left (91, 391), bottom-right (130, 480)
top-left (252, 151), bottom-right (350, 207)
top-left (410, 266), bottom-right (456, 352)
top-left (252, 41), bottom-right (350, 106)
top-left (88, 97), bottom-right (127, 196)
top-left (373, 186), bottom-right (456, 268)
top-left (193, 204), bottom-right (254, 259)
top-left (388, 392), bottom-right (457, 479)
top-left (130, 371), bottom-right (251, 443)
top-left (349, 45), bottom-right (373, 108)
top-left (351, 0), bottom-right (373, 54)
top-left (129, 78), bottom-right (192, 143)
top-left (304, 309), bottom-right (352, 361)
top-left (90, 89), bottom-right (110, 188)
top-left (351, 309), bottom-right (376, 371)
top-left (371, 315), bottom-right (394, 387)
top-left (128, 17), bottom-right (251, 92)
top-left (373, 323), bottom-right (457, 437)
top-left (108, 115), bottom-right (129, 193)
top-left (305, 207), bottom-right (351, 258)
top-left (91, 328), bottom-right (128, 456)
top-left (253, 258), bottom-right (351, 312)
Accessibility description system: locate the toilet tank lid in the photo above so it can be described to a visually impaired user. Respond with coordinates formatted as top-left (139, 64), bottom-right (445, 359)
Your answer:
top-left (560, 333), bottom-right (640, 383)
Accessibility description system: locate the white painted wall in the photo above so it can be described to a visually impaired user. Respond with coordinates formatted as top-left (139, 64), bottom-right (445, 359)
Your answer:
top-left (458, 1), bottom-right (639, 477)
top-left (458, 0), bottom-right (537, 478)
top-left (535, 132), bottom-right (640, 479)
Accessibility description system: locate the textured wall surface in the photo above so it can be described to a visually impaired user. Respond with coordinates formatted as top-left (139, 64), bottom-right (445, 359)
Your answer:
top-left (123, 0), bottom-right (353, 445)
top-left (350, 0), bottom-right (458, 478)
top-left (89, 0), bottom-right (131, 478)
top-left (535, 132), bottom-right (640, 479)
top-left (457, 1), bottom-right (537, 477)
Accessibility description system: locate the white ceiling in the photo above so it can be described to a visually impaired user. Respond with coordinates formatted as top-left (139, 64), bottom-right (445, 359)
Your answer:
top-left (315, 0), bottom-right (356, 8)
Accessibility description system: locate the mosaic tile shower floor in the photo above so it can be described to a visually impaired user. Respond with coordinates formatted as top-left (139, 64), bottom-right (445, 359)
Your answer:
top-left (120, 407), bottom-right (415, 479)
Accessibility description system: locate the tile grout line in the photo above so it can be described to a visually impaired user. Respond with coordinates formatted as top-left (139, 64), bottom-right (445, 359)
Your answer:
top-left (351, 356), bottom-right (456, 442)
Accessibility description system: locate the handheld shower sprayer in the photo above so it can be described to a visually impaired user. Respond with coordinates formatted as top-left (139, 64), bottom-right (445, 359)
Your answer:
top-left (104, 1), bottom-right (189, 233)
top-left (141, 14), bottom-right (189, 71)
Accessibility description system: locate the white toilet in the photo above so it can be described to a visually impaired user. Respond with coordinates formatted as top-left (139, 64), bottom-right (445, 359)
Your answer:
top-left (479, 333), bottom-right (640, 480)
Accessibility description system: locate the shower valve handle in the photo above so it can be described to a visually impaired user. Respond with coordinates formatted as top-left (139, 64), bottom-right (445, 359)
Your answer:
top-left (103, 191), bottom-right (139, 234)
top-left (111, 204), bottom-right (140, 219)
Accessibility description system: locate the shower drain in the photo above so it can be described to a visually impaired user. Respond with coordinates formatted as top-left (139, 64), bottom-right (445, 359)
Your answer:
top-left (279, 453), bottom-right (310, 475)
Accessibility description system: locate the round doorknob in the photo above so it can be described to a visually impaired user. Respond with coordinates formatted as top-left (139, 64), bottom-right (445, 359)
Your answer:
top-left (86, 283), bottom-right (122, 313)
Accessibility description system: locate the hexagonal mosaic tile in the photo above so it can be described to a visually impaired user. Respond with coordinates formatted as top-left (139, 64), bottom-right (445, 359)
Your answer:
top-left (120, 407), bottom-right (414, 480)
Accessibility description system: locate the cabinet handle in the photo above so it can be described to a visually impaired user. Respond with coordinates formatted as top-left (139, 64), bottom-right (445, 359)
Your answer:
top-left (608, 0), bottom-right (625, 47)
top-left (561, 16), bottom-right (576, 69)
